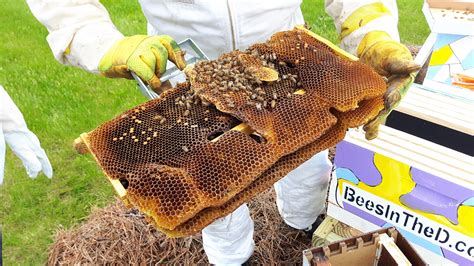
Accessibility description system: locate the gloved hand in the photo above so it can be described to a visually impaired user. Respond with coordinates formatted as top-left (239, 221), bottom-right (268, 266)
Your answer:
top-left (98, 35), bottom-right (186, 89)
top-left (357, 31), bottom-right (420, 140)
top-left (0, 86), bottom-right (53, 184)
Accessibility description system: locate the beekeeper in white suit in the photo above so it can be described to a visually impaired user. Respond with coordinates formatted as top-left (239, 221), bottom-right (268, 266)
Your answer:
top-left (0, 85), bottom-right (53, 184)
top-left (27, 0), bottom-right (417, 264)
top-left (0, 85), bottom-right (52, 266)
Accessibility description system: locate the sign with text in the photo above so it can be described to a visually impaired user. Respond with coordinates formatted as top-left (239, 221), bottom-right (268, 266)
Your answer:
top-left (329, 140), bottom-right (474, 265)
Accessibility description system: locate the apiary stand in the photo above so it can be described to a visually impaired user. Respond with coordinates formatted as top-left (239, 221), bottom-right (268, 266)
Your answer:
top-left (387, 83), bottom-right (473, 155)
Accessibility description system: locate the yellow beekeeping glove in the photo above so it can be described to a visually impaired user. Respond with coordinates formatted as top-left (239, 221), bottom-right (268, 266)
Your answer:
top-left (358, 31), bottom-right (420, 140)
top-left (98, 35), bottom-right (186, 89)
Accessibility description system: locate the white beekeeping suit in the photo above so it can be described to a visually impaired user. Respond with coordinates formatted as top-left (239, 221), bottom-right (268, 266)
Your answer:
top-left (0, 86), bottom-right (53, 184)
top-left (325, 0), bottom-right (400, 55)
top-left (26, 1), bottom-right (399, 265)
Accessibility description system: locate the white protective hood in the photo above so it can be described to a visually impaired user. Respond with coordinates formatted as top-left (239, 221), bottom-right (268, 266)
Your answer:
top-left (142, 0), bottom-right (304, 60)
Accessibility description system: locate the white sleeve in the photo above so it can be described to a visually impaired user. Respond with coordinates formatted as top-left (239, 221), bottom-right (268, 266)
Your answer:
top-left (26, 0), bottom-right (125, 73)
top-left (324, 0), bottom-right (399, 55)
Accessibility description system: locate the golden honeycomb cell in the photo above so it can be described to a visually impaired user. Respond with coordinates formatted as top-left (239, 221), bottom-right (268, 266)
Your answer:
top-left (335, 97), bottom-right (385, 128)
top-left (83, 28), bottom-right (387, 235)
top-left (160, 120), bottom-right (348, 237)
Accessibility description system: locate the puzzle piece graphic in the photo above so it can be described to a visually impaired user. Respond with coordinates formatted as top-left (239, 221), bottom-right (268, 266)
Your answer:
top-left (335, 146), bottom-right (474, 237)
top-left (400, 168), bottom-right (473, 225)
top-left (334, 141), bottom-right (382, 186)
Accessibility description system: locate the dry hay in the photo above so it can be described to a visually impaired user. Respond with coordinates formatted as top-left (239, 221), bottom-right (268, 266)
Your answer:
top-left (48, 188), bottom-right (310, 265)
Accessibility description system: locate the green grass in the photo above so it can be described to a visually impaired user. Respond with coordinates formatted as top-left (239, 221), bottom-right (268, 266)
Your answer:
top-left (0, 0), bottom-right (428, 264)
top-left (301, 0), bottom-right (430, 45)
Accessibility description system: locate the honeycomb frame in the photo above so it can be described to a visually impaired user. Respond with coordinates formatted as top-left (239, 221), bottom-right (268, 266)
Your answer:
top-left (76, 27), bottom-right (387, 236)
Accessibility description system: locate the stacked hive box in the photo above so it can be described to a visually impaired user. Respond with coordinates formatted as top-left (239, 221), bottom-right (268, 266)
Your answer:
top-left (82, 28), bottom-right (387, 237)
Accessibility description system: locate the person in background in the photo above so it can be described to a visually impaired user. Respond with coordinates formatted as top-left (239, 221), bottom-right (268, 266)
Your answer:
top-left (0, 85), bottom-right (53, 185)
top-left (0, 84), bottom-right (53, 266)
top-left (26, 0), bottom-right (417, 265)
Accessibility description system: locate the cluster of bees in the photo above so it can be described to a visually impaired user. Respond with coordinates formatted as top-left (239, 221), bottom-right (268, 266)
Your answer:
top-left (191, 48), bottom-right (300, 111)
top-left (110, 40), bottom-right (308, 149)
top-left (110, 45), bottom-right (306, 147)
top-left (173, 90), bottom-right (210, 118)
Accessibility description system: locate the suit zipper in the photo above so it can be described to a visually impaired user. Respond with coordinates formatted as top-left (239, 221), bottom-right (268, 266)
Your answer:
top-left (226, 0), bottom-right (236, 50)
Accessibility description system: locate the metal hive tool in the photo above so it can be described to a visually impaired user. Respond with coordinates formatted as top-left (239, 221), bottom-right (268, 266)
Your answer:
top-left (75, 27), bottom-right (387, 237)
